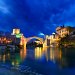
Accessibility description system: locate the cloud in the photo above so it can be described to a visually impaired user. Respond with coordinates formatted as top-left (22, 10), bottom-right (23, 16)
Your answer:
top-left (0, 0), bottom-right (75, 37)
top-left (0, 0), bottom-right (10, 14)
top-left (0, 6), bottom-right (9, 14)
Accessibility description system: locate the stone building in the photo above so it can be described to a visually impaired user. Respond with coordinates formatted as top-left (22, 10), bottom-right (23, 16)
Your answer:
top-left (48, 33), bottom-right (60, 46)
top-left (56, 26), bottom-right (75, 38)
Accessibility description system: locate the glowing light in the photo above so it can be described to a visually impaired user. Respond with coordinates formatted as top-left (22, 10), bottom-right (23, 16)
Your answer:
top-left (39, 33), bottom-right (44, 36)
top-left (35, 47), bottom-right (42, 59)
top-left (50, 48), bottom-right (54, 60)
top-left (20, 45), bottom-right (26, 60)
top-left (16, 34), bottom-right (22, 38)
top-left (16, 61), bottom-right (19, 65)
top-left (13, 29), bottom-right (20, 35)
top-left (52, 32), bottom-right (55, 35)
top-left (3, 54), bottom-right (5, 62)
top-left (12, 61), bottom-right (15, 66)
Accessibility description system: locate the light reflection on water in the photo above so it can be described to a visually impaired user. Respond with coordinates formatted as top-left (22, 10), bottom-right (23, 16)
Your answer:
top-left (34, 47), bottom-right (62, 65)
top-left (0, 47), bottom-right (75, 75)
top-left (0, 47), bottom-right (74, 67)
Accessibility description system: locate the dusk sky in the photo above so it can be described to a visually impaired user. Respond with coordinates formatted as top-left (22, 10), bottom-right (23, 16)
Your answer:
top-left (0, 0), bottom-right (75, 37)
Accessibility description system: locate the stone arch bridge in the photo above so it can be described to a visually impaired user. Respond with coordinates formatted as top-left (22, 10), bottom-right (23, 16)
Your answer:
top-left (26, 36), bottom-right (43, 44)
top-left (20, 36), bottom-right (47, 47)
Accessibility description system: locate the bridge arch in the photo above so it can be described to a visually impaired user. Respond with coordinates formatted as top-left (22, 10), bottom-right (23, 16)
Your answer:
top-left (26, 36), bottom-right (43, 44)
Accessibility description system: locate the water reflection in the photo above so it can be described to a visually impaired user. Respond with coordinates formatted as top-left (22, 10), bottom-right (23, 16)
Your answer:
top-left (34, 47), bottom-right (75, 68)
top-left (34, 47), bottom-right (62, 62)
top-left (0, 47), bottom-right (26, 67)
top-left (0, 46), bottom-right (75, 69)
top-left (35, 47), bottom-right (43, 59)
top-left (20, 48), bottom-right (26, 60)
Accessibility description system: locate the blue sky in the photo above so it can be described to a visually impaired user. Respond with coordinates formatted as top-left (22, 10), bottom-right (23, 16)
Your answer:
top-left (0, 0), bottom-right (75, 37)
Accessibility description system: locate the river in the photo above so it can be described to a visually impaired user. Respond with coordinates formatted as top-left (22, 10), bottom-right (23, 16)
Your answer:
top-left (0, 47), bottom-right (75, 75)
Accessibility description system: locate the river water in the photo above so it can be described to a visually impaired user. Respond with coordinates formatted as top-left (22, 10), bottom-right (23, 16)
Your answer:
top-left (0, 47), bottom-right (75, 75)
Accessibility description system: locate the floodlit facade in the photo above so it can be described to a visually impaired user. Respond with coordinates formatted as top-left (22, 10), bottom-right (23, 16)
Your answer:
top-left (49, 33), bottom-right (60, 46)
top-left (56, 26), bottom-right (75, 38)
top-left (12, 29), bottom-right (20, 35)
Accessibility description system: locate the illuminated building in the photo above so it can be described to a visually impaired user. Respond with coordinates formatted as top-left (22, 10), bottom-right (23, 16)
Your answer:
top-left (11, 29), bottom-right (23, 39)
top-left (56, 26), bottom-right (75, 38)
top-left (0, 35), bottom-right (16, 45)
top-left (46, 33), bottom-right (60, 46)
top-left (45, 26), bottom-right (75, 46)
top-left (0, 29), bottom-right (22, 45)
top-left (50, 33), bottom-right (60, 40)
top-left (12, 29), bottom-right (20, 35)
top-left (11, 28), bottom-right (25, 45)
